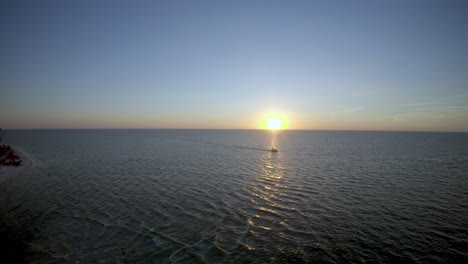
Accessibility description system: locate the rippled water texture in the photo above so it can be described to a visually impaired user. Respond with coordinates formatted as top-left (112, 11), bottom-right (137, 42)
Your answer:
top-left (1, 130), bottom-right (467, 263)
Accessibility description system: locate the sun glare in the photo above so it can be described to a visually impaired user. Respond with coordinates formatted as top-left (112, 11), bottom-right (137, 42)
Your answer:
top-left (267, 117), bottom-right (282, 130)
top-left (260, 112), bottom-right (289, 130)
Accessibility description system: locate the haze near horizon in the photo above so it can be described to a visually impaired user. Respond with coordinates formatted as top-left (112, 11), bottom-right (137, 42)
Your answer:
top-left (1, 0), bottom-right (467, 131)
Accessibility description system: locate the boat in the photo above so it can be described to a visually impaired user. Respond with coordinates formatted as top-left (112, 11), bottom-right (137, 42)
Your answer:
top-left (270, 146), bottom-right (278, 152)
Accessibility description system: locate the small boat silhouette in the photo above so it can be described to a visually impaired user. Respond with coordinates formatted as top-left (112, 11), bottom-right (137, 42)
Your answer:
top-left (270, 146), bottom-right (278, 152)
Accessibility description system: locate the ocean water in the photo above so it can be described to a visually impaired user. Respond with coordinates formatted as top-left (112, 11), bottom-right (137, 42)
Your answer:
top-left (1, 129), bottom-right (467, 263)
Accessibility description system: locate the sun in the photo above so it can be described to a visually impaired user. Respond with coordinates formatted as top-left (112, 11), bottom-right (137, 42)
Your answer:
top-left (267, 117), bottom-right (282, 130)
top-left (260, 112), bottom-right (289, 130)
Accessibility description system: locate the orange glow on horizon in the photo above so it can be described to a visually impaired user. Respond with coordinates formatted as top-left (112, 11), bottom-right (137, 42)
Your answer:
top-left (260, 112), bottom-right (289, 130)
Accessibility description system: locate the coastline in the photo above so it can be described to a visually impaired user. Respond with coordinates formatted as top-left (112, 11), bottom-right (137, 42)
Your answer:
top-left (0, 147), bottom-right (34, 184)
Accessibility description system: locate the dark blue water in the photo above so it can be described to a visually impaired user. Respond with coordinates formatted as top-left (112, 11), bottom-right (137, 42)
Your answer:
top-left (1, 130), bottom-right (467, 263)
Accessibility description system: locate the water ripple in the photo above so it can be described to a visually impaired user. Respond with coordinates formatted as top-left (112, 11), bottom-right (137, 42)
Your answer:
top-left (1, 130), bottom-right (467, 263)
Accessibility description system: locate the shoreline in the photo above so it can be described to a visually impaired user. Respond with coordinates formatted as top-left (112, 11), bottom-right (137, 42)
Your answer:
top-left (0, 147), bottom-right (34, 184)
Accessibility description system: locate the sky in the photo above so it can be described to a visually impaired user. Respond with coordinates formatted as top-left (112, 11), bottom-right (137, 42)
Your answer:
top-left (1, 0), bottom-right (467, 131)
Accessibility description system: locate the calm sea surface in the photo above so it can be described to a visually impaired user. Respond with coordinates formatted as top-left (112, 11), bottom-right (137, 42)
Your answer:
top-left (1, 129), bottom-right (467, 263)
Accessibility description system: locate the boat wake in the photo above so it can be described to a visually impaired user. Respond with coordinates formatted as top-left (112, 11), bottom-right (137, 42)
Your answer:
top-left (151, 137), bottom-right (274, 152)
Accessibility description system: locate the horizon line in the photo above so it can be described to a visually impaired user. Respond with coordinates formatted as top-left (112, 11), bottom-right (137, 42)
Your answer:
top-left (2, 128), bottom-right (467, 133)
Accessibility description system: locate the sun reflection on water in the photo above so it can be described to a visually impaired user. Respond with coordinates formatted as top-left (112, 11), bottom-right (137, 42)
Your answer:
top-left (246, 132), bottom-right (293, 234)
top-left (236, 132), bottom-right (299, 252)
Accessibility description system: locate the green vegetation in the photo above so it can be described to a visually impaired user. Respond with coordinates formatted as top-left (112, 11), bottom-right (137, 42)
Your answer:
top-left (0, 129), bottom-right (22, 167)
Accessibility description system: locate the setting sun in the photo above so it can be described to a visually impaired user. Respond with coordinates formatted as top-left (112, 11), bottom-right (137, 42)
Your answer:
top-left (267, 117), bottom-right (282, 130)
top-left (260, 113), bottom-right (289, 130)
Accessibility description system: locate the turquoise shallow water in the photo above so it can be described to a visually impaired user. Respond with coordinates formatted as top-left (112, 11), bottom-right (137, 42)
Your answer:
top-left (1, 129), bottom-right (468, 263)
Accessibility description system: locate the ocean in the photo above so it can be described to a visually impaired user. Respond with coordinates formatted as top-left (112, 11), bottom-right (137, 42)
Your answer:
top-left (1, 129), bottom-right (467, 263)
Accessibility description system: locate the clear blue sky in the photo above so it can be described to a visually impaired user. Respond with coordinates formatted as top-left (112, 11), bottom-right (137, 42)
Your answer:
top-left (1, 0), bottom-right (467, 131)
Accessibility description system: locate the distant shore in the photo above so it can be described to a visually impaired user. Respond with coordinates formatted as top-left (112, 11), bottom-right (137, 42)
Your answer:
top-left (0, 147), bottom-right (34, 184)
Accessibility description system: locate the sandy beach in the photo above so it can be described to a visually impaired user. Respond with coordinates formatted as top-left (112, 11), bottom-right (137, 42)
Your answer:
top-left (0, 147), bottom-right (34, 184)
